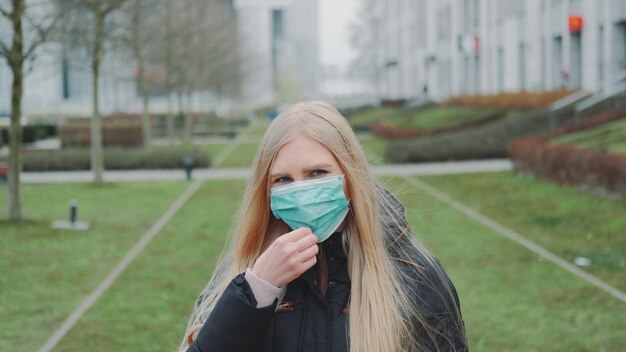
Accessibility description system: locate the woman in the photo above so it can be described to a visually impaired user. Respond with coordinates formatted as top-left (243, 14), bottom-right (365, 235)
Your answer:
top-left (178, 101), bottom-right (468, 352)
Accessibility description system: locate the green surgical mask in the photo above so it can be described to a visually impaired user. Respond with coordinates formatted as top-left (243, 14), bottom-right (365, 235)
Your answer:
top-left (270, 175), bottom-right (349, 243)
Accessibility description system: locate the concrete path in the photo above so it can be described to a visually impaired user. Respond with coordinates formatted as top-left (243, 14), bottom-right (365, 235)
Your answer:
top-left (21, 159), bottom-right (513, 184)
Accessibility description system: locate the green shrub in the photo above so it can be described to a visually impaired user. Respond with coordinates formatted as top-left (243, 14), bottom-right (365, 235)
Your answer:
top-left (338, 105), bottom-right (376, 119)
top-left (392, 106), bottom-right (500, 130)
top-left (347, 102), bottom-right (439, 132)
top-left (387, 93), bottom-right (626, 163)
top-left (386, 108), bottom-right (577, 162)
top-left (542, 106), bottom-right (626, 154)
top-left (0, 124), bottom-right (57, 145)
top-left (348, 106), bottom-right (398, 131)
top-left (21, 146), bottom-right (210, 171)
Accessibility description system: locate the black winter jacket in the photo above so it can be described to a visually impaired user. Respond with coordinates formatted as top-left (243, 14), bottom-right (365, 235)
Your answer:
top-left (186, 191), bottom-right (468, 352)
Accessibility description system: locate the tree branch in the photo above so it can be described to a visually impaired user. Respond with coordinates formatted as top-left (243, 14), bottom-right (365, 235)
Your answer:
top-left (0, 3), bottom-right (10, 18)
top-left (0, 41), bottom-right (9, 59)
top-left (23, 10), bottom-right (65, 59)
top-left (102, 0), bottom-right (125, 16)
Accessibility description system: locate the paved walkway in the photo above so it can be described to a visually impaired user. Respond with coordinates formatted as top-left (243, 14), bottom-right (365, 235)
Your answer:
top-left (21, 159), bottom-right (513, 184)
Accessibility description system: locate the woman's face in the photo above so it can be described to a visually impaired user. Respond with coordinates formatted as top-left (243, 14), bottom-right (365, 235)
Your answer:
top-left (269, 134), bottom-right (350, 199)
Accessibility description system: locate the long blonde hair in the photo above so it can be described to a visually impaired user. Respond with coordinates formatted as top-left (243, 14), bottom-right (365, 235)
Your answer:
top-left (178, 101), bottom-right (465, 352)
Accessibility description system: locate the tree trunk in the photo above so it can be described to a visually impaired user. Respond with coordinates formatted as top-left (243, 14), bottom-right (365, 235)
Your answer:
top-left (6, 0), bottom-right (25, 221)
top-left (132, 0), bottom-right (150, 148)
top-left (184, 91), bottom-right (193, 143)
top-left (91, 12), bottom-right (105, 184)
top-left (166, 91), bottom-right (174, 144)
top-left (165, 0), bottom-right (174, 145)
top-left (141, 84), bottom-right (150, 147)
top-left (177, 91), bottom-right (184, 142)
top-left (137, 62), bottom-right (151, 148)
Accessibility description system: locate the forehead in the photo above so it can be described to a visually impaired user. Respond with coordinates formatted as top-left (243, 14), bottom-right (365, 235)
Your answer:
top-left (270, 135), bottom-right (339, 173)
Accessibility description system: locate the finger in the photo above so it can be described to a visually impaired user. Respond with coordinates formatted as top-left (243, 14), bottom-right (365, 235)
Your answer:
top-left (291, 234), bottom-right (318, 252)
top-left (301, 256), bottom-right (317, 271)
top-left (295, 243), bottom-right (319, 261)
top-left (282, 227), bottom-right (312, 242)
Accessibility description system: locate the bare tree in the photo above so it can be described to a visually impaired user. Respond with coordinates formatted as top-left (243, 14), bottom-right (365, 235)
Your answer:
top-left (349, 0), bottom-right (383, 101)
top-left (64, 0), bottom-right (126, 184)
top-left (119, 0), bottom-right (163, 147)
top-left (155, 0), bottom-right (243, 143)
top-left (0, 0), bottom-right (66, 220)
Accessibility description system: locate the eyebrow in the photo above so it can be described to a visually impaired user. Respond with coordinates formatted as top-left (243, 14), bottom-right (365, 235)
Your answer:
top-left (270, 163), bottom-right (334, 179)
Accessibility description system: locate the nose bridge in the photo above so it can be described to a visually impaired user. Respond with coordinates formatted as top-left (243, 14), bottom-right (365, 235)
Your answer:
top-left (293, 171), bottom-right (307, 182)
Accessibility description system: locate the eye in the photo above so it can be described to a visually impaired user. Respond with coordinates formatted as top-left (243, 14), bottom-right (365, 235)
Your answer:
top-left (274, 176), bottom-right (292, 184)
top-left (310, 169), bottom-right (328, 178)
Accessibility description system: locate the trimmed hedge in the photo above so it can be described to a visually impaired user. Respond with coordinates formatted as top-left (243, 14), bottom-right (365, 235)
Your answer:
top-left (59, 114), bottom-right (143, 147)
top-left (507, 107), bottom-right (626, 197)
top-left (508, 138), bottom-right (626, 197)
top-left (338, 105), bottom-right (377, 120)
top-left (443, 90), bottom-right (574, 109)
top-left (347, 102), bottom-right (437, 132)
top-left (58, 112), bottom-right (246, 146)
top-left (348, 107), bottom-right (398, 132)
top-left (386, 107), bottom-right (577, 162)
top-left (541, 106), bottom-right (626, 140)
top-left (370, 109), bottom-right (503, 139)
top-left (0, 124), bottom-right (57, 145)
top-left (381, 99), bottom-right (407, 107)
top-left (20, 146), bottom-right (210, 172)
top-left (387, 93), bottom-right (626, 163)
top-left (151, 112), bottom-right (248, 138)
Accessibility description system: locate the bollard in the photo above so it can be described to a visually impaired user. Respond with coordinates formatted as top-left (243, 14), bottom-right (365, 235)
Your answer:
top-left (183, 154), bottom-right (194, 181)
top-left (70, 199), bottom-right (78, 225)
top-left (51, 199), bottom-right (89, 231)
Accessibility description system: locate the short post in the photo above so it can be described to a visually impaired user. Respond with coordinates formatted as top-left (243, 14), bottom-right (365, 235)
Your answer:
top-left (51, 199), bottom-right (89, 231)
top-left (183, 154), bottom-right (194, 181)
top-left (70, 199), bottom-right (78, 225)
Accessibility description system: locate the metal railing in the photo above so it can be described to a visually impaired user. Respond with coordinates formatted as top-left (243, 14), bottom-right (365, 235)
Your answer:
top-left (574, 69), bottom-right (626, 113)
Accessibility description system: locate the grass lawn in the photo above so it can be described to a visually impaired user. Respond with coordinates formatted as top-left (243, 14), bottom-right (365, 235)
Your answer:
top-left (204, 143), bottom-right (229, 160)
top-left (388, 106), bottom-right (498, 130)
top-left (417, 171), bottom-right (626, 292)
top-left (387, 176), bottom-right (626, 351)
top-left (243, 120), bottom-right (270, 138)
top-left (348, 106), bottom-right (399, 128)
top-left (358, 135), bottom-right (387, 165)
top-left (551, 118), bottom-right (626, 153)
top-left (0, 181), bottom-right (189, 352)
top-left (219, 142), bottom-right (260, 168)
top-left (4, 175), bottom-right (619, 351)
top-left (51, 181), bottom-right (244, 352)
top-left (218, 134), bottom-right (388, 167)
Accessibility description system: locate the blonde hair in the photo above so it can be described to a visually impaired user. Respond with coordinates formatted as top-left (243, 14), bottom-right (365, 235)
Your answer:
top-left (178, 101), bottom-right (465, 352)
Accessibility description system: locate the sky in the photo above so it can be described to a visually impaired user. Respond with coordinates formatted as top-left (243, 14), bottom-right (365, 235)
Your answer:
top-left (318, 0), bottom-right (359, 70)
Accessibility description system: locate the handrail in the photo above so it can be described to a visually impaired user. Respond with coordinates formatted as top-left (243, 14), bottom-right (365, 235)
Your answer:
top-left (574, 69), bottom-right (626, 113)
top-left (549, 90), bottom-right (591, 112)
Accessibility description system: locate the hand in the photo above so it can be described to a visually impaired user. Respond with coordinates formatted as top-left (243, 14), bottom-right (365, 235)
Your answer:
top-left (251, 227), bottom-right (318, 287)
